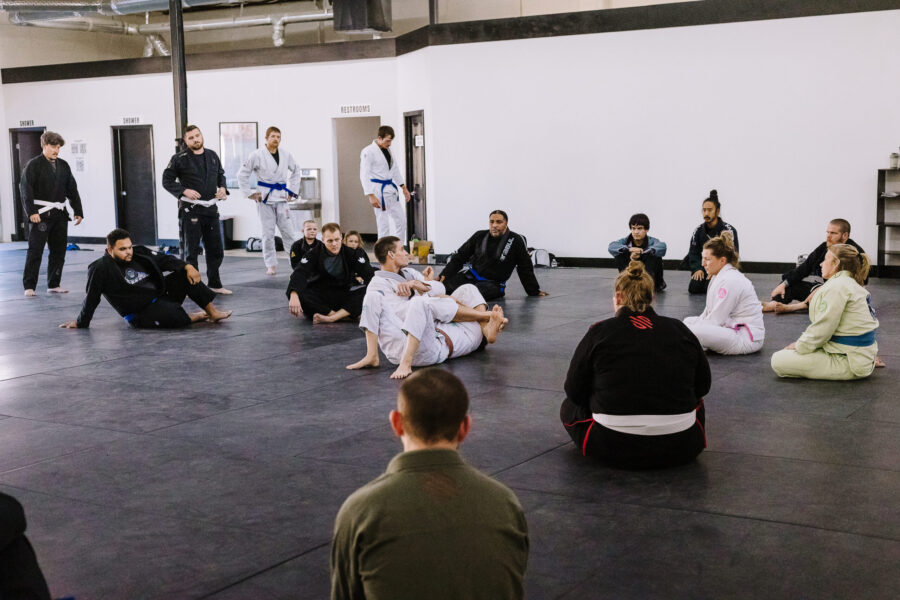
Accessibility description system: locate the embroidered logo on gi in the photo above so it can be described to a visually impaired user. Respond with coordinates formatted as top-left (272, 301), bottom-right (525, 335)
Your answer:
top-left (718, 288), bottom-right (728, 299)
top-left (629, 315), bottom-right (653, 329)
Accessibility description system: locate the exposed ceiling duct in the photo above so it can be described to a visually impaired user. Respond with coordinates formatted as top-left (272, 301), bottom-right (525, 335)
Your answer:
top-left (0, 0), bottom-right (243, 17)
top-left (332, 0), bottom-right (390, 32)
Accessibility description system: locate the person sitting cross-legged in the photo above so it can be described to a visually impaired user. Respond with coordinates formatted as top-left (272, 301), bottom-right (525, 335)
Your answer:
top-left (608, 212), bottom-right (667, 292)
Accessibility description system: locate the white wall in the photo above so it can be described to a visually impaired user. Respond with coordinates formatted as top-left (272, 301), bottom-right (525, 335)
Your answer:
top-left (3, 9), bottom-right (899, 260)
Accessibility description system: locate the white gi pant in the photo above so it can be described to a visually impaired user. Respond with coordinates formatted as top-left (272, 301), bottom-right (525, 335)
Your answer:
top-left (373, 187), bottom-right (407, 245)
top-left (360, 284), bottom-right (485, 366)
top-left (683, 317), bottom-right (764, 355)
top-left (257, 202), bottom-right (298, 268)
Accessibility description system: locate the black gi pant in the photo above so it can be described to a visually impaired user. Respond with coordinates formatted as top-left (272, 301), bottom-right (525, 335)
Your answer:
top-left (298, 285), bottom-right (365, 320)
top-left (615, 252), bottom-right (666, 291)
top-left (0, 493), bottom-right (52, 600)
top-left (560, 398), bottom-right (706, 470)
top-left (443, 271), bottom-right (505, 301)
top-left (771, 279), bottom-right (817, 304)
top-left (688, 270), bottom-right (710, 295)
top-left (182, 212), bottom-right (224, 289)
top-left (130, 271), bottom-right (217, 329)
top-left (22, 216), bottom-right (68, 291)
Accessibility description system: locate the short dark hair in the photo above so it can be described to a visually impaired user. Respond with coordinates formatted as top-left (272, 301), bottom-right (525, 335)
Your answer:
top-left (830, 218), bottom-right (851, 234)
top-left (183, 125), bottom-right (200, 138)
top-left (321, 222), bottom-right (342, 235)
top-left (399, 368), bottom-right (469, 443)
top-left (265, 126), bottom-right (281, 138)
top-left (106, 228), bottom-right (131, 247)
top-left (40, 131), bottom-right (65, 147)
top-left (703, 189), bottom-right (720, 211)
top-left (489, 210), bottom-right (508, 222)
top-left (629, 213), bottom-right (650, 230)
top-left (377, 125), bottom-right (395, 139)
top-left (374, 236), bottom-right (401, 264)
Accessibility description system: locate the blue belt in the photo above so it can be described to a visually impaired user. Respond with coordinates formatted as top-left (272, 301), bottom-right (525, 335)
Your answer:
top-left (370, 178), bottom-right (397, 210)
top-left (124, 297), bottom-right (157, 323)
top-left (830, 330), bottom-right (876, 347)
top-left (257, 181), bottom-right (296, 203)
top-left (468, 267), bottom-right (505, 290)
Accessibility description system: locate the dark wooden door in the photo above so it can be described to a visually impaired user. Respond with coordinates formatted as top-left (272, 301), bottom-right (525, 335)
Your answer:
top-left (112, 126), bottom-right (157, 245)
top-left (9, 128), bottom-right (44, 241)
top-left (404, 111), bottom-right (427, 241)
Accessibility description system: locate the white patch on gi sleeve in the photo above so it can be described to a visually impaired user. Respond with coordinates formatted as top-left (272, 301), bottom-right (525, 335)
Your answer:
top-left (300, 257), bottom-right (308, 264)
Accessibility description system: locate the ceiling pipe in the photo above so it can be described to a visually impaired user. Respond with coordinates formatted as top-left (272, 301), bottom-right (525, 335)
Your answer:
top-left (0, 0), bottom-right (243, 17)
top-left (146, 31), bottom-right (169, 54)
top-left (273, 10), bottom-right (332, 46)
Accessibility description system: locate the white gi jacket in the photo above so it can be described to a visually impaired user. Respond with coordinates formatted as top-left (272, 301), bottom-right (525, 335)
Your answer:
top-left (696, 264), bottom-right (765, 342)
top-left (237, 148), bottom-right (301, 203)
top-left (359, 141), bottom-right (405, 203)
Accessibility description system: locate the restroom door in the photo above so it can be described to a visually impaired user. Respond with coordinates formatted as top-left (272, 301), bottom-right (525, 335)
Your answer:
top-left (112, 125), bottom-right (157, 245)
top-left (8, 127), bottom-right (45, 241)
top-left (334, 116), bottom-right (381, 235)
top-left (404, 111), bottom-right (426, 241)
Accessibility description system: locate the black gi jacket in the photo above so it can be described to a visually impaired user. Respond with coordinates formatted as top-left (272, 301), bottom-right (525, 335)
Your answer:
top-left (286, 245), bottom-right (374, 297)
top-left (565, 307), bottom-right (710, 416)
top-left (289, 238), bottom-right (324, 270)
top-left (441, 229), bottom-right (541, 296)
top-left (686, 219), bottom-right (738, 272)
top-left (20, 155), bottom-right (83, 220)
top-left (161, 149), bottom-right (227, 217)
top-left (76, 246), bottom-right (188, 328)
top-left (782, 239), bottom-right (868, 286)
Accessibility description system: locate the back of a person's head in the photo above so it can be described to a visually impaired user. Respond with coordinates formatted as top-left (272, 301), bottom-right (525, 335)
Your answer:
top-left (374, 236), bottom-right (400, 264)
top-left (615, 260), bottom-right (654, 313)
top-left (703, 230), bottom-right (740, 268)
top-left (829, 243), bottom-right (870, 285)
top-left (399, 369), bottom-right (469, 444)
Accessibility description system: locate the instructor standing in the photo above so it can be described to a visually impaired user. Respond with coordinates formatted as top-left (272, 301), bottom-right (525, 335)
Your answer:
top-left (21, 131), bottom-right (84, 297)
top-left (360, 125), bottom-right (410, 244)
top-left (162, 125), bottom-right (231, 294)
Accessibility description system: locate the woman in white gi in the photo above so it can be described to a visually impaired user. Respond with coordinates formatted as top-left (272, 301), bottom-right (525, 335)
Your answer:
top-left (359, 126), bottom-right (411, 243)
top-left (771, 244), bottom-right (878, 380)
top-left (684, 232), bottom-right (764, 355)
top-left (238, 126), bottom-right (301, 275)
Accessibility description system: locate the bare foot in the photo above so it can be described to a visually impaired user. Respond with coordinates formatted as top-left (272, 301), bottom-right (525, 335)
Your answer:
top-left (210, 287), bottom-right (233, 295)
top-left (390, 363), bottom-right (413, 379)
top-left (761, 301), bottom-right (778, 313)
top-left (347, 356), bottom-right (380, 370)
top-left (189, 311), bottom-right (209, 323)
top-left (313, 312), bottom-right (341, 324)
top-left (266, 267), bottom-right (276, 276)
top-left (207, 309), bottom-right (232, 323)
top-left (47, 287), bottom-right (68, 294)
top-left (482, 305), bottom-right (508, 344)
top-left (875, 356), bottom-right (886, 368)
top-left (775, 302), bottom-right (807, 314)
top-left (24, 289), bottom-right (36, 297)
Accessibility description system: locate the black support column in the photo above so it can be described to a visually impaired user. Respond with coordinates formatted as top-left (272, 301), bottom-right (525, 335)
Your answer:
top-left (169, 0), bottom-right (188, 152)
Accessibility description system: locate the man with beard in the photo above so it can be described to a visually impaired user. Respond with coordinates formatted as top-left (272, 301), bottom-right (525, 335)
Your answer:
top-left (60, 228), bottom-right (231, 329)
top-left (685, 190), bottom-right (739, 295)
top-left (440, 210), bottom-right (548, 300)
top-left (162, 125), bottom-right (231, 294)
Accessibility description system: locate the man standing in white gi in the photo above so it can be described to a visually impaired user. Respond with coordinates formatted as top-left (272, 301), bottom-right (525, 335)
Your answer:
top-left (238, 126), bottom-right (301, 275)
top-left (347, 236), bottom-right (507, 379)
top-left (360, 126), bottom-right (411, 244)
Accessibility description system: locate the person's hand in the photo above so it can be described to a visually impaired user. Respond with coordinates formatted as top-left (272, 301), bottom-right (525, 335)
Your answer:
top-left (248, 192), bottom-right (261, 202)
top-left (423, 266), bottom-right (435, 281)
top-left (403, 187), bottom-right (411, 203)
top-left (59, 321), bottom-right (78, 329)
top-left (215, 187), bottom-right (228, 200)
top-left (368, 194), bottom-right (381, 208)
top-left (29, 214), bottom-right (41, 223)
top-left (73, 216), bottom-right (83, 226)
top-left (183, 189), bottom-right (201, 200)
top-left (692, 270), bottom-right (706, 281)
top-left (185, 265), bottom-right (201, 285)
top-left (771, 281), bottom-right (786, 298)
top-left (629, 247), bottom-right (643, 259)
top-left (439, 275), bottom-right (446, 283)
top-left (289, 292), bottom-right (303, 317)
top-left (784, 342), bottom-right (797, 350)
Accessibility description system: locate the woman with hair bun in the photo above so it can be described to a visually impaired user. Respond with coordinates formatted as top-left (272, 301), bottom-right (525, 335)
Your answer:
top-left (560, 261), bottom-right (710, 469)
top-left (771, 244), bottom-right (879, 380)
top-left (683, 232), bottom-right (764, 355)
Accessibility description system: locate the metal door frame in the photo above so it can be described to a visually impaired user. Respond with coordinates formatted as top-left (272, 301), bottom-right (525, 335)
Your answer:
top-left (403, 110), bottom-right (426, 240)
top-left (111, 124), bottom-right (158, 245)
top-left (8, 126), bottom-right (46, 241)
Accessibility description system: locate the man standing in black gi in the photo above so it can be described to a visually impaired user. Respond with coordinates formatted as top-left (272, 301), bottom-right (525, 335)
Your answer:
top-left (440, 210), bottom-right (548, 300)
top-left (287, 222), bottom-right (374, 323)
top-left (162, 125), bottom-right (231, 295)
top-left (21, 131), bottom-right (84, 297)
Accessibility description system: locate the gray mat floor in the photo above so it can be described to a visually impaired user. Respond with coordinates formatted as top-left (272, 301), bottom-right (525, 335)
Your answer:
top-left (0, 244), bottom-right (898, 599)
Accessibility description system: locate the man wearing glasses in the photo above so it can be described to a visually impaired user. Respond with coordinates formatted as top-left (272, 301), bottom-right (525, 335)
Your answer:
top-left (607, 213), bottom-right (668, 292)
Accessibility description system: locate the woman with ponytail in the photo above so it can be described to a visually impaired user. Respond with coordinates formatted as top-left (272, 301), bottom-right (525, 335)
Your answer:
top-left (771, 244), bottom-right (879, 380)
top-left (560, 261), bottom-right (710, 469)
top-left (684, 232), bottom-right (764, 355)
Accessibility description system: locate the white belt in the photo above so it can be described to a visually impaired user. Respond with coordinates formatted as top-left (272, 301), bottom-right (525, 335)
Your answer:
top-left (34, 200), bottom-right (67, 214)
top-left (181, 196), bottom-right (218, 208)
top-left (593, 410), bottom-right (696, 436)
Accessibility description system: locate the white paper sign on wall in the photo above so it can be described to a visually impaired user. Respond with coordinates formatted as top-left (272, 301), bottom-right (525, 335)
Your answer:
top-left (71, 140), bottom-right (88, 173)
top-left (415, 135), bottom-right (424, 147)
top-left (339, 104), bottom-right (372, 115)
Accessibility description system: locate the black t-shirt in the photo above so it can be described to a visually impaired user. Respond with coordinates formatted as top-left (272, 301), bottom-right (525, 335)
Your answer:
top-left (188, 151), bottom-right (207, 183)
top-left (117, 261), bottom-right (158, 293)
top-left (323, 253), bottom-right (345, 280)
top-left (485, 234), bottom-right (501, 257)
top-left (380, 147), bottom-right (392, 168)
top-left (271, 150), bottom-right (280, 166)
